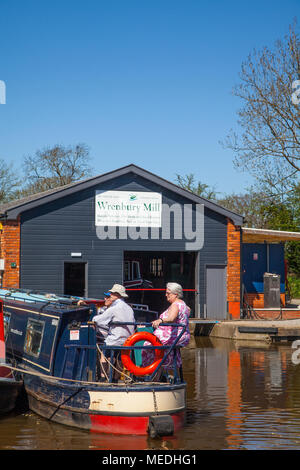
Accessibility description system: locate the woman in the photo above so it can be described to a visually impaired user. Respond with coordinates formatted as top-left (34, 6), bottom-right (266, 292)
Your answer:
top-left (142, 282), bottom-right (190, 372)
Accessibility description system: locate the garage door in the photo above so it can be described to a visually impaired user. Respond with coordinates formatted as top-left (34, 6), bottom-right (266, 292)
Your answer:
top-left (206, 265), bottom-right (226, 320)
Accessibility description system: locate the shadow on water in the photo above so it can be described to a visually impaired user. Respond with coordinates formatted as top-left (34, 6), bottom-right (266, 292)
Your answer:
top-left (2, 335), bottom-right (300, 449)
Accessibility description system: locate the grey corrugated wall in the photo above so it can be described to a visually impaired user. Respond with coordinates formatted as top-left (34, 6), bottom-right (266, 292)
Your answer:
top-left (20, 172), bottom-right (227, 317)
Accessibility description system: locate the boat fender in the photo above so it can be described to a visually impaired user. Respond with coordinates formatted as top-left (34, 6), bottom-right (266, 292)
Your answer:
top-left (121, 331), bottom-right (164, 376)
top-left (148, 415), bottom-right (174, 438)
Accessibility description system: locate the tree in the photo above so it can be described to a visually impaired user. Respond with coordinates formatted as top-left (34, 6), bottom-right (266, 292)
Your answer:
top-left (0, 158), bottom-right (20, 203)
top-left (217, 188), bottom-right (273, 228)
top-left (175, 173), bottom-right (218, 200)
top-left (258, 184), bottom-right (300, 275)
top-left (20, 143), bottom-right (92, 196)
top-left (223, 21), bottom-right (300, 197)
top-left (175, 173), bottom-right (278, 227)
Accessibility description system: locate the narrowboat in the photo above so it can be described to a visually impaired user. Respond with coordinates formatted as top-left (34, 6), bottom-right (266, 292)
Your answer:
top-left (1, 288), bottom-right (187, 437)
top-left (0, 297), bottom-right (23, 414)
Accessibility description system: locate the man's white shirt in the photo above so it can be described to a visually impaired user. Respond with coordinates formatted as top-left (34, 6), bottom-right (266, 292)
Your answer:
top-left (92, 298), bottom-right (135, 346)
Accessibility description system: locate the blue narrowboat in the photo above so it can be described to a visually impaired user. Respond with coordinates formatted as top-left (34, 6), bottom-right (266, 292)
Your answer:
top-left (0, 297), bottom-right (23, 414)
top-left (1, 289), bottom-right (186, 436)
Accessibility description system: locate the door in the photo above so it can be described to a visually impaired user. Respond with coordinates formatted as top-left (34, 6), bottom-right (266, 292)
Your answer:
top-left (64, 262), bottom-right (87, 297)
top-left (206, 265), bottom-right (226, 320)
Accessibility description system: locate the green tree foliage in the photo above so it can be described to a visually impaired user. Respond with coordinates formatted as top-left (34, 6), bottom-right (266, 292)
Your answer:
top-left (175, 173), bottom-right (218, 200)
top-left (222, 20), bottom-right (300, 278)
top-left (218, 189), bottom-right (272, 228)
top-left (175, 172), bottom-right (300, 275)
top-left (260, 184), bottom-right (300, 275)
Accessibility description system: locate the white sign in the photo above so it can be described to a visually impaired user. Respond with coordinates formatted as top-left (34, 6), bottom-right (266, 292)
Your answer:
top-left (95, 191), bottom-right (162, 227)
top-left (70, 330), bottom-right (80, 341)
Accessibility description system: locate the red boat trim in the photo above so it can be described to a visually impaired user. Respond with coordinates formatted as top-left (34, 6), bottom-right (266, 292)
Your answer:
top-left (89, 411), bottom-right (185, 435)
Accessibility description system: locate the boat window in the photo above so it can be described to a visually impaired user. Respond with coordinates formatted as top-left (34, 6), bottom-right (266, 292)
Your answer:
top-left (24, 318), bottom-right (45, 357)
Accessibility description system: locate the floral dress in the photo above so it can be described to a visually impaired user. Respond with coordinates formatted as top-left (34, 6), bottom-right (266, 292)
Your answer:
top-left (142, 301), bottom-right (190, 370)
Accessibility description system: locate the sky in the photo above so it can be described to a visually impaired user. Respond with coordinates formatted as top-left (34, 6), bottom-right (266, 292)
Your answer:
top-left (0, 0), bottom-right (299, 196)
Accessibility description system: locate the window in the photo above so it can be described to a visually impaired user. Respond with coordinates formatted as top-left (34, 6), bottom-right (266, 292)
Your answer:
top-left (124, 261), bottom-right (130, 281)
top-left (150, 258), bottom-right (163, 277)
top-left (24, 319), bottom-right (45, 357)
top-left (132, 261), bottom-right (141, 280)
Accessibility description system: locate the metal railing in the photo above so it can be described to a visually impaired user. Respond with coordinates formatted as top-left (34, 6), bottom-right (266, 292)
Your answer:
top-left (60, 321), bottom-right (188, 384)
top-left (101, 321), bottom-right (187, 383)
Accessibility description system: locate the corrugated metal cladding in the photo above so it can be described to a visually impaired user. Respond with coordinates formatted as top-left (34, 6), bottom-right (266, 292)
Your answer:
top-left (20, 172), bottom-right (227, 317)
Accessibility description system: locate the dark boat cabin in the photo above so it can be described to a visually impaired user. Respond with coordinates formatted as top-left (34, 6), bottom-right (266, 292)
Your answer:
top-left (3, 292), bottom-right (159, 383)
top-left (4, 298), bottom-right (98, 381)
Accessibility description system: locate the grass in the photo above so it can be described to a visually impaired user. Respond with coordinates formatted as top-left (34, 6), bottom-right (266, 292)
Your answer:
top-left (287, 275), bottom-right (300, 299)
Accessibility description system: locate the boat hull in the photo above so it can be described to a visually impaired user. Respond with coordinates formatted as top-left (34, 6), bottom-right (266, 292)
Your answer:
top-left (0, 372), bottom-right (23, 415)
top-left (24, 375), bottom-right (186, 435)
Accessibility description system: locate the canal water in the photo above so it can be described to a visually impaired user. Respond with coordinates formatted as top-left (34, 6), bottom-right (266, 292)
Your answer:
top-left (1, 336), bottom-right (300, 450)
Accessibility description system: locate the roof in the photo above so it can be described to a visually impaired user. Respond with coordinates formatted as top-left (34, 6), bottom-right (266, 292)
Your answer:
top-left (0, 164), bottom-right (244, 225)
top-left (242, 227), bottom-right (300, 243)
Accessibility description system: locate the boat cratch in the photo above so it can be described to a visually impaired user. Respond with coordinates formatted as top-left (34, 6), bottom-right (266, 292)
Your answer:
top-left (1, 288), bottom-right (187, 437)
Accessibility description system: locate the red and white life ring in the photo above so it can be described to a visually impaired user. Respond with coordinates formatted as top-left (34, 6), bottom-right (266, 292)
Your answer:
top-left (121, 331), bottom-right (164, 376)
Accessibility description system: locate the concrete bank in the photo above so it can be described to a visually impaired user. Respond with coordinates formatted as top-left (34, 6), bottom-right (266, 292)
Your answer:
top-left (189, 319), bottom-right (300, 343)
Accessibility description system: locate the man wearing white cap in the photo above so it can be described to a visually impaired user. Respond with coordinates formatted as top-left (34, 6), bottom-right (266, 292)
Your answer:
top-left (92, 284), bottom-right (135, 347)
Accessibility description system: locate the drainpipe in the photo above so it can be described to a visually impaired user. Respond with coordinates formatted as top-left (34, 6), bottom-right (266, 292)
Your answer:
top-left (266, 243), bottom-right (270, 273)
top-left (0, 213), bottom-right (6, 288)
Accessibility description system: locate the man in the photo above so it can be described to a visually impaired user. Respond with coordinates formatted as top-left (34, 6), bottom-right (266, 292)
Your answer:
top-left (92, 293), bottom-right (112, 344)
top-left (92, 284), bottom-right (135, 347)
top-left (92, 284), bottom-right (135, 381)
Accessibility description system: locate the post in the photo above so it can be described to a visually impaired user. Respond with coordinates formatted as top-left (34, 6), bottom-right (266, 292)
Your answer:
top-left (0, 300), bottom-right (5, 361)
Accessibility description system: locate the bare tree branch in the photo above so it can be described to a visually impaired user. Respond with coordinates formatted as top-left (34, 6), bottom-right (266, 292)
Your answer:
top-left (222, 21), bottom-right (300, 193)
top-left (21, 143), bottom-right (93, 196)
top-left (0, 159), bottom-right (20, 203)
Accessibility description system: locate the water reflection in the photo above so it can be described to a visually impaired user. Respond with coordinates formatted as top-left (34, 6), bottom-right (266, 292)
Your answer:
top-left (2, 336), bottom-right (300, 449)
top-left (182, 336), bottom-right (300, 450)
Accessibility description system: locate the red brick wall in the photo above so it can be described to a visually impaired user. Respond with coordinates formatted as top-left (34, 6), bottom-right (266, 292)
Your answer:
top-left (247, 308), bottom-right (300, 320)
top-left (0, 219), bottom-right (20, 289)
top-left (244, 292), bottom-right (286, 309)
top-left (227, 219), bottom-right (241, 319)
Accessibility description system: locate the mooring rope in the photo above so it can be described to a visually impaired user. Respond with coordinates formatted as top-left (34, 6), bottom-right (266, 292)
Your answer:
top-left (96, 344), bottom-right (134, 383)
top-left (4, 363), bottom-right (163, 386)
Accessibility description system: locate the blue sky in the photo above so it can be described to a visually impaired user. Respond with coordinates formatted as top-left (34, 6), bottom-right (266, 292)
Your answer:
top-left (0, 0), bottom-right (299, 196)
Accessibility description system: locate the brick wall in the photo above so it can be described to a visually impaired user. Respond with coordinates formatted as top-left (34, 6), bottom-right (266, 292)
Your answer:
top-left (0, 219), bottom-right (20, 289)
top-left (244, 292), bottom-right (286, 309)
top-left (246, 308), bottom-right (300, 320)
top-left (227, 218), bottom-right (241, 319)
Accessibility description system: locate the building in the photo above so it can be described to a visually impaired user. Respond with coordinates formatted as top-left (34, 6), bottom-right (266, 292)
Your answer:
top-left (241, 227), bottom-right (300, 319)
top-left (0, 164), bottom-right (244, 320)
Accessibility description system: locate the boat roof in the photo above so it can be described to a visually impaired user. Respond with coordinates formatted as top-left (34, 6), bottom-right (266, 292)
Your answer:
top-left (0, 289), bottom-right (88, 316)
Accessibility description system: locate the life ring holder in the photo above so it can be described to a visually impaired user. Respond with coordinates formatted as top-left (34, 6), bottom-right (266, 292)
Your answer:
top-left (121, 331), bottom-right (164, 376)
